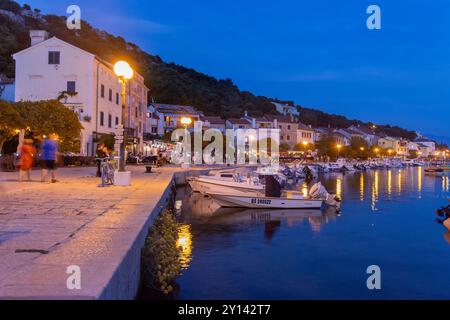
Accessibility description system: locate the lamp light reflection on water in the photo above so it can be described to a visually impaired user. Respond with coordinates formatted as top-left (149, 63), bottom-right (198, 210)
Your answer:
top-left (336, 178), bottom-right (342, 200)
top-left (359, 173), bottom-right (364, 201)
top-left (442, 176), bottom-right (449, 193)
top-left (387, 170), bottom-right (392, 197)
top-left (417, 167), bottom-right (422, 194)
top-left (177, 224), bottom-right (192, 269)
top-left (174, 167), bottom-right (450, 299)
top-left (302, 182), bottom-right (308, 198)
top-left (371, 171), bottom-right (379, 211)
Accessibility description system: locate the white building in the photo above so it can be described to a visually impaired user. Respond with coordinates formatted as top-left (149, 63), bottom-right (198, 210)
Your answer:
top-left (200, 116), bottom-right (226, 133)
top-left (125, 72), bottom-right (149, 154)
top-left (146, 104), bottom-right (165, 137)
top-left (414, 139), bottom-right (436, 157)
top-left (13, 30), bottom-right (148, 156)
top-left (378, 136), bottom-right (398, 151)
top-left (149, 103), bottom-right (202, 133)
top-left (297, 122), bottom-right (315, 145)
top-left (334, 128), bottom-right (365, 143)
top-left (378, 136), bottom-right (412, 156)
top-left (417, 143), bottom-right (434, 157)
top-left (414, 139), bottom-right (436, 153)
top-left (272, 102), bottom-right (300, 119)
top-left (348, 125), bottom-right (379, 146)
top-left (225, 118), bottom-right (252, 131)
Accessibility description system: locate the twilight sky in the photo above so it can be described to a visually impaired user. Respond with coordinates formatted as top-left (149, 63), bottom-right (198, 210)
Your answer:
top-left (19, 0), bottom-right (450, 138)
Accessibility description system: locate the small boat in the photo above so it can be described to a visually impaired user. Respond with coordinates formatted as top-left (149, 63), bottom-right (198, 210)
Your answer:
top-left (188, 172), bottom-right (264, 196)
top-left (207, 193), bottom-right (323, 209)
top-left (424, 167), bottom-right (445, 176)
top-left (207, 179), bottom-right (339, 210)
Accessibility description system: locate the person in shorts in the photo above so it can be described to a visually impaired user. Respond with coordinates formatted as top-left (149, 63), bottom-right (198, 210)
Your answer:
top-left (41, 135), bottom-right (59, 183)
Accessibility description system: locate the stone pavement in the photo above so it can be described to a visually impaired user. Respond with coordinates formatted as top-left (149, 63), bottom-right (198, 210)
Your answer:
top-left (0, 164), bottom-right (217, 299)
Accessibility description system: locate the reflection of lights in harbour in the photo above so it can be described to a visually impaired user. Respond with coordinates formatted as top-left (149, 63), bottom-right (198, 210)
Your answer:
top-left (387, 170), bottom-right (392, 197)
top-left (372, 171), bottom-right (379, 211)
top-left (442, 176), bottom-right (449, 192)
top-left (359, 174), bottom-right (364, 201)
top-left (177, 224), bottom-right (192, 269)
top-left (302, 182), bottom-right (308, 198)
top-left (417, 167), bottom-right (422, 194)
top-left (336, 177), bottom-right (342, 199)
top-left (397, 170), bottom-right (402, 195)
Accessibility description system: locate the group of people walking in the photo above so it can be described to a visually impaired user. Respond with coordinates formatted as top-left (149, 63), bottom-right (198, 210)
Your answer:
top-left (16, 135), bottom-right (59, 183)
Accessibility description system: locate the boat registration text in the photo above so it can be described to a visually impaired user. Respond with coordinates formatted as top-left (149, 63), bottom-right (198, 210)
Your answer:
top-left (251, 198), bottom-right (271, 204)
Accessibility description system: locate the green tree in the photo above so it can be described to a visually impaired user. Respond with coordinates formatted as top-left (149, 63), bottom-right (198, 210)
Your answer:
top-left (57, 91), bottom-right (78, 102)
top-left (347, 136), bottom-right (369, 159)
top-left (293, 142), bottom-right (315, 152)
top-left (279, 143), bottom-right (290, 152)
top-left (408, 150), bottom-right (419, 159)
top-left (0, 101), bottom-right (23, 153)
top-left (99, 133), bottom-right (115, 151)
top-left (316, 134), bottom-right (339, 158)
top-left (15, 100), bottom-right (83, 153)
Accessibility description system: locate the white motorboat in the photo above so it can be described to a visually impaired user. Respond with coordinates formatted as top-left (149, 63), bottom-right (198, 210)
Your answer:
top-left (207, 192), bottom-right (323, 209)
top-left (188, 172), bottom-right (265, 196)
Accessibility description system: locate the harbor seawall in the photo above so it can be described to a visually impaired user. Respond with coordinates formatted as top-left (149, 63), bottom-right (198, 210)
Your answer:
top-left (98, 167), bottom-right (229, 299)
top-left (0, 166), bottom-right (237, 300)
top-left (98, 169), bottom-right (215, 299)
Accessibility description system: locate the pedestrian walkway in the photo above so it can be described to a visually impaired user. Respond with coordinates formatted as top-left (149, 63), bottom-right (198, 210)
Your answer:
top-left (0, 165), bottom-right (216, 299)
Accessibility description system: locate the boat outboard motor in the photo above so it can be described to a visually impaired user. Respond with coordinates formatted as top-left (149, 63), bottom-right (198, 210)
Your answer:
top-left (265, 175), bottom-right (281, 197)
top-left (309, 182), bottom-right (341, 207)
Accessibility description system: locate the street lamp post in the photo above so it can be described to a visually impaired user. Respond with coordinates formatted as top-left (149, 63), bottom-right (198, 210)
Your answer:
top-left (113, 61), bottom-right (134, 185)
top-left (336, 144), bottom-right (342, 158)
top-left (114, 61), bottom-right (134, 172)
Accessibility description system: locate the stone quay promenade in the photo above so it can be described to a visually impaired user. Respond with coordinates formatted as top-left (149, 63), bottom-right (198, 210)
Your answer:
top-left (0, 164), bottom-right (224, 299)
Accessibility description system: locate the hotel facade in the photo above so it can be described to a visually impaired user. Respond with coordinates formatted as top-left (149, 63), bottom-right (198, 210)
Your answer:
top-left (13, 30), bottom-right (149, 156)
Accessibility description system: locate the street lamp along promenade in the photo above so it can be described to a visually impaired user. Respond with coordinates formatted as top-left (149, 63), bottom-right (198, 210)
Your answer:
top-left (113, 60), bottom-right (134, 185)
top-left (336, 144), bottom-right (342, 157)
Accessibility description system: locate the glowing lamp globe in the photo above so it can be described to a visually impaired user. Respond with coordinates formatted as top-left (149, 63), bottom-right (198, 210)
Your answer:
top-left (180, 117), bottom-right (192, 126)
top-left (114, 61), bottom-right (134, 80)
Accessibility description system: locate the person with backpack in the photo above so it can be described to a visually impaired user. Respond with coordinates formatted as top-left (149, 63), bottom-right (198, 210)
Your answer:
top-left (41, 135), bottom-right (59, 183)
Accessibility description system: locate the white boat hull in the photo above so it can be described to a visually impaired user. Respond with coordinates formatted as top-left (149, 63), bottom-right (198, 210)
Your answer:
top-left (208, 193), bottom-right (323, 209)
top-left (188, 177), bottom-right (264, 196)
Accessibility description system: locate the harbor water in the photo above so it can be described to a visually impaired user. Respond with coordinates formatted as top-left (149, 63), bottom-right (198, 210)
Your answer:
top-left (171, 167), bottom-right (450, 299)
